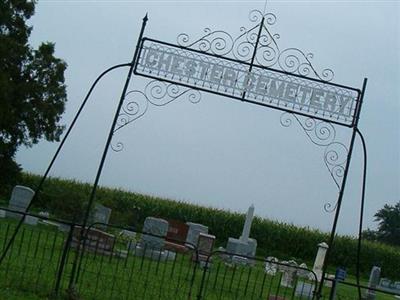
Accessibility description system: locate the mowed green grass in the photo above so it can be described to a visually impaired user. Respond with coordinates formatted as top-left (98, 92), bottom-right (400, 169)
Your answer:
top-left (0, 218), bottom-right (397, 300)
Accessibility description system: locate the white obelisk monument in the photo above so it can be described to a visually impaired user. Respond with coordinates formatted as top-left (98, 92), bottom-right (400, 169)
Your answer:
top-left (240, 204), bottom-right (254, 243)
top-left (226, 204), bottom-right (257, 260)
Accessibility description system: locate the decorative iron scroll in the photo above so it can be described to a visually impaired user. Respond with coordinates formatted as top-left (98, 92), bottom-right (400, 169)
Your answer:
top-left (177, 10), bottom-right (334, 82)
top-left (111, 80), bottom-right (201, 152)
top-left (280, 112), bottom-right (349, 211)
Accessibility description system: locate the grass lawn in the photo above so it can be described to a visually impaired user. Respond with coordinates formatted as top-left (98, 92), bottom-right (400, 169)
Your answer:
top-left (0, 217), bottom-right (397, 300)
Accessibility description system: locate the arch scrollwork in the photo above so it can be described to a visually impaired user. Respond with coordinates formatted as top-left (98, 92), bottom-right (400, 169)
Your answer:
top-left (280, 112), bottom-right (349, 212)
top-left (111, 80), bottom-right (201, 152)
top-left (177, 9), bottom-right (334, 82)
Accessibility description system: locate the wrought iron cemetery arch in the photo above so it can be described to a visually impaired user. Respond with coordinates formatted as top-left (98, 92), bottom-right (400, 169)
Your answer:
top-left (0, 9), bottom-right (368, 299)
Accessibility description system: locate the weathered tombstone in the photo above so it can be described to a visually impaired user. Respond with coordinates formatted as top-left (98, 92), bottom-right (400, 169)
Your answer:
top-left (120, 229), bottom-right (137, 252)
top-left (24, 215), bottom-right (38, 226)
top-left (7, 185), bottom-right (35, 219)
top-left (166, 220), bottom-right (189, 243)
top-left (298, 263), bottom-right (311, 279)
top-left (265, 257), bottom-right (279, 275)
top-left (165, 220), bottom-right (190, 252)
top-left (295, 281), bottom-right (315, 298)
top-left (379, 278), bottom-right (390, 288)
top-left (325, 274), bottom-right (335, 287)
top-left (225, 204), bottom-right (258, 259)
top-left (280, 260), bottom-right (298, 288)
top-left (186, 222), bottom-right (208, 247)
top-left (365, 266), bottom-right (381, 300)
top-left (93, 204), bottom-right (112, 227)
top-left (38, 211), bottom-right (50, 219)
top-left (71, 226), bottom-right (116, 255)
top-left (311, 242), bottom-right (329, 282)
top-left (196, 233), bottom-right (216, 267)
top-left (140, 217), bottom-right (169, 251)
top-left (120, 229), bottom-right (136, 239)
top-left (197, 233), bottom-right (215, 256)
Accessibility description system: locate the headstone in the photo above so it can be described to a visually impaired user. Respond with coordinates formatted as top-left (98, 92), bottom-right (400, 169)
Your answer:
top-left (195, 232), bottom-right (216, 264)
top-left (166, 220), bottom-right (189, 243)
top-left (295, 281), bottom-right (315, 298)
top-left (298, 263), bottom-right (311, 278)
top-left (93, 204), bottom-right (112, 227)
top-left (197, 233), bottom-right (215, 256)
top-left (186, 222), bottom-right (208, 247)
top-left (71, 226), bottom-right (116, 255)
top-left (325, 274), bottom-right (335, 288)
top-left (232, 255), bottom-right (248, 265)
top-left (7, 185), bottom-right (35, 219)
top-left (58, 223), bottom-right (71, 232)
top-left (0, 209), bottom-right (5, 218)
top-left (38, 211), bottom-right (50, 219)
top-left (280, 260), bottom-right (298, 288)
top-left (379, 278), bottom-right (391, 288)
top-left (265, 257), bottom-right (279, 275)
top-left (365, 266), bottom-right (381, 300)
top-left (119, 230), bottom-right (137, 251)
top-left (120, 229), bottom-right (136, 240)
top-left (24, 215), bottom-right (38, 226)
top-left (140, 217), bottom-right (169, 251)
top-left (312, 242), bottom-right (329, 281)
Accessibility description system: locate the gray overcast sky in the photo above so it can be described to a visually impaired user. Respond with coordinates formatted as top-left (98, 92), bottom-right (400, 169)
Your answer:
top-left (16, 1), bottom-right (399, 235)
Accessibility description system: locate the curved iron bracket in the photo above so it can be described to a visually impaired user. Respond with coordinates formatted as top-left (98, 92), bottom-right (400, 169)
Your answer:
top-left (111, 80), bottom-right (201, 152)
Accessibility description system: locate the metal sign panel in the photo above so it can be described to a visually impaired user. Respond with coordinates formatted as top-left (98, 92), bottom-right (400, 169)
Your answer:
top-left (134, 38), bottom-right (361, 127)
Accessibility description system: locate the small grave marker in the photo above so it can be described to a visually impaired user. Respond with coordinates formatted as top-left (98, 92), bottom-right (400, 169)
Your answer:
top-left (7, 185), bottom-right (35, 219)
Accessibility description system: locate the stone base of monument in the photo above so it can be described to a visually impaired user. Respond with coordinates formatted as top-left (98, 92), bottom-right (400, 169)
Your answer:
top-left (232, 255), bottom-right (249, 265)
top-left (226, 237), bottom-right (257, 257)
top-left (135, 245), bottom-right (176, 261)
top-left (225, 237), bottom-right (257, 266)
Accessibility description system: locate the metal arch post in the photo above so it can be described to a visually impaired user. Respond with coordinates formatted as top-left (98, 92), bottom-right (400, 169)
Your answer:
top-left (316, 78), bottom-right (367, 299)
top-left (242, 16), bottom-right (265, 101)
top-left (68, 14), bottom-right (149, 292)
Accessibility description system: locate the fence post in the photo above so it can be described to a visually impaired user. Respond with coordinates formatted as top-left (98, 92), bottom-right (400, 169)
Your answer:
top-left (54, 223), bottom-right (75, 296)
top-left (196, 253), bottom-right (211, 300)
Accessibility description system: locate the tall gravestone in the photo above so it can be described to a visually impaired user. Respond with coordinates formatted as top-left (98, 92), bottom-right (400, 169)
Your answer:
top-left (7, 185), bottom-right (35, 219)
top-left (312, 242), bottom-right (329, 282)
top-left (365, 266), bottom-right (381, 300)
top-left (226, 204), bottom-right (257, 258)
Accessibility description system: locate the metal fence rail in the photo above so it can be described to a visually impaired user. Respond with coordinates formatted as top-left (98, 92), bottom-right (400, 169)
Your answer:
top-left (0, 209), bottom-right (72, 298)
top-left (1, 210), bottom-right (399, 300)
top-left (197, 252), bottom-right (319, 300)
